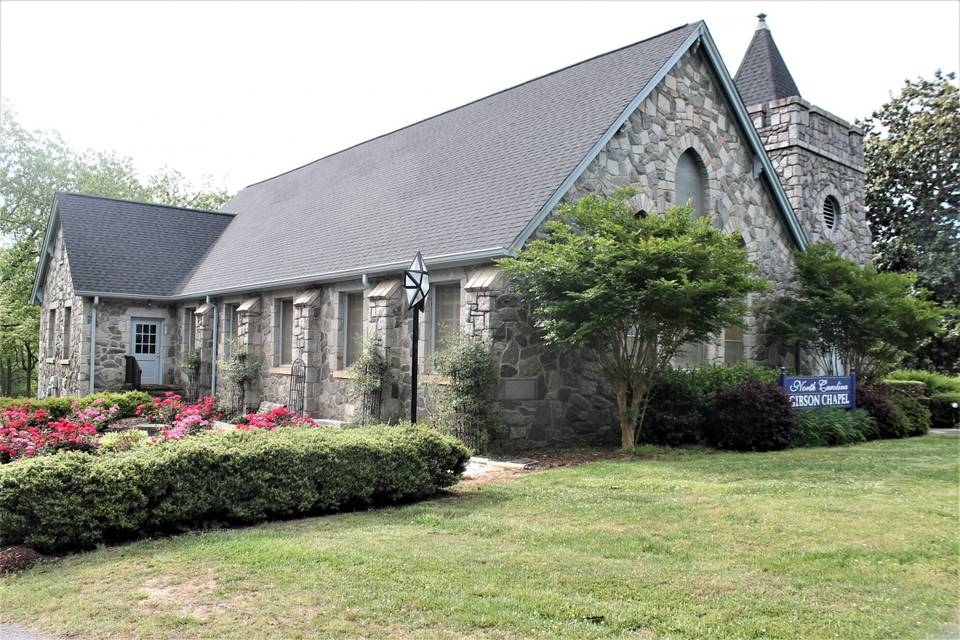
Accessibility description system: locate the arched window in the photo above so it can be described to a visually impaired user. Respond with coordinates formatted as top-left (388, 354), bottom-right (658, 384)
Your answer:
top-left (822, 196), bottom-right (840, 230)
top-left (676, 149), bottom-right (706, 218)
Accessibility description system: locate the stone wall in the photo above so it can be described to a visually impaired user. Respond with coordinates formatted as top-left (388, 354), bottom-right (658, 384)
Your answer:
top-left (748, 96), bottom-right (872, 264)
top-left (92, 300), bottom-right (178, 392)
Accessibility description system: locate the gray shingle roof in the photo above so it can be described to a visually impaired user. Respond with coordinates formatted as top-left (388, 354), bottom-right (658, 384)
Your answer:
top-left (177, 22), bottom-right (700, 296)
top-left (55, 193), bottom-right (234, 297)
top-left (733, 15), bottom-right (800, 107)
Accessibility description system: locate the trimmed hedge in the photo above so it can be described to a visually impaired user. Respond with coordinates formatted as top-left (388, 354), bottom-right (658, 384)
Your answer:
top-left (0, 425), bottom-right (470, 553)
top-left (886, 369), bottom-right (960, 396)
top-left (640, 364), bottom-right (778, 445)
top-left (0, 391), bottom-right (152, 422)
top-left (930, 393), bottom-right (960, 429)
top-left (794, 408), bottom-right (874, 447)
top-left (704, 381), bottom-right (796, 451)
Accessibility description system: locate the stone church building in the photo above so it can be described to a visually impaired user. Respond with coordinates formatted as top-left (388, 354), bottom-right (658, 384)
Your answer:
top-left (30, 17), bottom-right (871, 445)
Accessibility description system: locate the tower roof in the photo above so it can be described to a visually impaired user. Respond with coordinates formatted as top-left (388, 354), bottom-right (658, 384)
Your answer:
top-left (734, 13), bottom-right (801, 107)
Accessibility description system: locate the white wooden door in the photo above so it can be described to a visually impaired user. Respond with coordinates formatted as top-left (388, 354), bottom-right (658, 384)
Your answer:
top-left (131, 319), bottom-right (162, 385)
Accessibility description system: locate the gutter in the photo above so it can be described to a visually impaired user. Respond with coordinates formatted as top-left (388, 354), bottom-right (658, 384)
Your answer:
top-left (88, 295), bottom-right (99, 394)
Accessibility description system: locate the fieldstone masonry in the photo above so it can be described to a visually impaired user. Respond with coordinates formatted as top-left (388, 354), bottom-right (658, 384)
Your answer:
top-left (748, 96), bottom-right (872, 264)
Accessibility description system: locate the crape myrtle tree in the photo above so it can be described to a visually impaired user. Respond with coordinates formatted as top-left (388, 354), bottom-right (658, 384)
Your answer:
top-left (762, 244), bottom-right (941, 382)
top-left (499, 189), bottom-right (766, 450)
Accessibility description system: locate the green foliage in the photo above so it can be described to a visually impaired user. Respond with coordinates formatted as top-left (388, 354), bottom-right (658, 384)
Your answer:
top-left (640, 364), bottom-right (777, 446)
top-left (794, 408), bottom-right (875, 447)
top-left (98, 430), bottom-right (149, 454)
top-left (704, 381), bottom-right (796, 451)
top-left (0, 390), bottom-right (150, 421)
top-left (348, 339), bottom-right (390, 425)
top-left (762, 244), bottom-right (941, 381)
top-left (218, 340), bottom-right (259, 414)
top-left (0, 424), bottom-right (470, 553)
top-left (886, 369), bottom-right (960, 396)
top-left (180, 349), bottom-right (202, 373)
top-left (499, 189), bottom-right (766, 448)
top-left (856, 385), bottom-right (907, 439)
top-left (887, 394), bottom-right (932, 437)
top-left (431, 334), bottom-right (499, 452)
top-left (861, 71), bottom-right (959, 374)
top-left (929, 393), bottom-right (960, 429)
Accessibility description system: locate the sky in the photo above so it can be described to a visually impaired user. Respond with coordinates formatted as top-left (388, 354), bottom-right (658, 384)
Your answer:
top-left (1, 1), bottom-right (958, 195)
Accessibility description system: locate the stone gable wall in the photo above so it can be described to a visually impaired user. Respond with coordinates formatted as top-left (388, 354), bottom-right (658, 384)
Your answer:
top-left (37, 229), bottom-right (86, 397)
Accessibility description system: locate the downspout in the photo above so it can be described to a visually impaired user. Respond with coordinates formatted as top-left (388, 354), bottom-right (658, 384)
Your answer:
top-left (208, 296), bottom-right (218, 396)
top-left (88, 295), bottom-right (99, 394)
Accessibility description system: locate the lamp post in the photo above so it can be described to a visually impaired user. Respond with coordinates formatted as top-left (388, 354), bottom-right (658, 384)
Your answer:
top-left (403, 252), bottom-right (430, 423)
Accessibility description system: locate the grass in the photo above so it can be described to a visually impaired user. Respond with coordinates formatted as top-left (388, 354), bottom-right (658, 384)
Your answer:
top-left (1, 437), bottom-right (957, 639)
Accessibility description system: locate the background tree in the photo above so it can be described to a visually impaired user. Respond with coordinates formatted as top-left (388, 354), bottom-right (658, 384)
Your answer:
top-left (500, 190), bottom-right (766, 450)
top-left (762, 244), bottom-right (941, 382)
top-left (0, 101), bottom-right (231, 397)
top-left (860, 71), bottom-right (960, 373)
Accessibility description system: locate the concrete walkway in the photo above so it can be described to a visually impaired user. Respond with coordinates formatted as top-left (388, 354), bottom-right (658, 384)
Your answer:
top-left (0, 624), bottom-right (60, 640)
top-left (930, 428), bottom-right (960, 436)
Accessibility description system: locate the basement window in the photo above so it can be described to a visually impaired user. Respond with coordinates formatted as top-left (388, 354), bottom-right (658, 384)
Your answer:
top-left (823, 196), bottom-right (840, 230)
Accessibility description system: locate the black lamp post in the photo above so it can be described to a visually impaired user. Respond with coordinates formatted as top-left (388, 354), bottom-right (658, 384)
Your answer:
top-left (403, 252), bottom-right (430, 423)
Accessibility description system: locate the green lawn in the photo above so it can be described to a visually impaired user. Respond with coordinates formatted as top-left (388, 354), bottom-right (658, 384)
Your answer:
top-left (1, 437), bottom-right (957, 639)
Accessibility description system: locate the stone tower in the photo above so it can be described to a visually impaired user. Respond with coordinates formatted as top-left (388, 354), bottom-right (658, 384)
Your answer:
top-left (735, 14), bottom-right (872, 264)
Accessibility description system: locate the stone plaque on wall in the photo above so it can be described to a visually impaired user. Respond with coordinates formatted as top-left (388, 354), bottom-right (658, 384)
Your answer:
top-left (502, 377), bottom-right (541, 401)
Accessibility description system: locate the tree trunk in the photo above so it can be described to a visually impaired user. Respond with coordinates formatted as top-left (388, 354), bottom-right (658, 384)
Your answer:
top-left (1, 357), bottom-right (11, 397)
top-left (614, 382), bottom-right (635, 450)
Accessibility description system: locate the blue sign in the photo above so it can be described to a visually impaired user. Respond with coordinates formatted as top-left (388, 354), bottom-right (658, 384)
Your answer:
top-left (780, 370), bottom-right (857, 410)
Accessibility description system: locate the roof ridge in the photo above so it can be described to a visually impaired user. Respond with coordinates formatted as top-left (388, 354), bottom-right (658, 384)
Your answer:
top-left (240, 22), bottom-right (694, 190)
top-left (56, 191), bottom-right (236, 217)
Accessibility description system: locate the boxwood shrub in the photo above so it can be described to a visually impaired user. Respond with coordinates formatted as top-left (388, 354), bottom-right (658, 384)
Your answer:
top-left (704, 381), bottom-right (796, 451)
top-left (794, 408), bottom-right (875, 447)
top-left (0, 390), bottom-right (151, 421)
top-left (0, 425), bottom-right (470, 553)
top-left (640, 364), bottom-right (778, 446)
top-left (885, 369), bottom-right (960, 396)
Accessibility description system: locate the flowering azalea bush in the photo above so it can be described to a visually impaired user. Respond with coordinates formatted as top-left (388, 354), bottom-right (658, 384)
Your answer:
top-left (0, 404), bottom-right (100, 462)
top-left (69, 398), bottom-right (119, 431)
top-left (236, 406), bottom-right (315, 431)
top-left (135, 392), bottom-right (185, 424)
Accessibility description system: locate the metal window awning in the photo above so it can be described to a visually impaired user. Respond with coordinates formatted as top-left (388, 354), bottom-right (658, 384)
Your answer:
top-left (464, 266), bottom-right (503, 291)
top-left (294, 290), bottom-right (323, 306)
top-left (194, 303), bottom-right (211, 315)
top-left (368, 278), bottom-right (400, 300)
top-left (237, 297), bottom-right (260, 313)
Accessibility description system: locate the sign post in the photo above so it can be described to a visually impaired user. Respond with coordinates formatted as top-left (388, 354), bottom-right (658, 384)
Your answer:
top-left (780, 368), bottom-right (857, 410)
top-left (402, 252), bottom-right (430, 423)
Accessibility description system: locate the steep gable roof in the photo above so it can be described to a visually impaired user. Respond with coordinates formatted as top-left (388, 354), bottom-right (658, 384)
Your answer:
top-left (177, 23), bottom-right (703, 296)
top-left (30, 193), bottom-right (234, 302)
top-left (733, 14), bottom-right (801, 107)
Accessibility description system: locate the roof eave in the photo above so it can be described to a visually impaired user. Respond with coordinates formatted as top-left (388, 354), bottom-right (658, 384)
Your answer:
top-left (29, 195), bottom-right (62, 305)
top-left (76, 245), bottom-right (512, 302)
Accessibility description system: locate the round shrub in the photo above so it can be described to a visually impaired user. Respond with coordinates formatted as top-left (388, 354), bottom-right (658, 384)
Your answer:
top-left (704, 381), bottom-right (796, 451)
top-left (856, 385), bottom-right (907, 439)
top-left (887, 393), bottom-right (932, 436)
top-left (794, 408), bottom-right (874, 447)
top-left (99, 429), bottom-right (149, 454)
